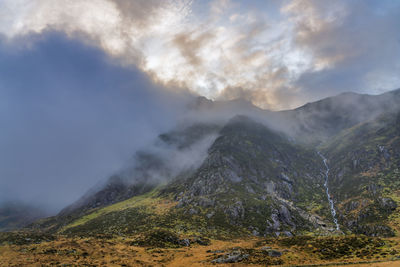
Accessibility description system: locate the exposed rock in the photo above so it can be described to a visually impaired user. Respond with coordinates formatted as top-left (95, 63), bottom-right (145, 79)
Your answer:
top-left (225, 201), bottom-right (245, 220)
top-left (379, 197), bottom-right (397, 211)
top-left (270, 213), bottom-right (281, 230)
top-left (225, 169), bottom-right (242, 183)
top-left (211, 251), bottom-right (249, 263)
top-left (283, 231), bottom-right (293, 237)
top-left (188, 208), bottom-right (198, 215)
top-left (267, 249), bottom-right (283, 257)
top-left (378, 145), bottom-right (391, 160)
top-left (246, 185), bottom-right (255, 194)
top-left (265, 181), bottom-right (275, 195)
top-left (366, 184), bottom-right (381, 196)
top-left (207, 249), bottom-right (224, 253)
top-left (206, 212), bottom-right (215, 219)
top-left (345, 200), bottom-right (360, 212)
top-left (197, 198), bottom-right (215, 208)
top-left (179, 239), bottom-right (191, 247)
top-left (252, 229), bottom-right (260, 236)
top-left (192, 237), bottom-right (210, 246)
top-left (278, 205), bottom-right (294, 226)
top-left (279, 173), bottom-right (293, 184)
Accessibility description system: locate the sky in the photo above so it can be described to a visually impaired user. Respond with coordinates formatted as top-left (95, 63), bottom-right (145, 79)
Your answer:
top-left (0, 0), bottom-right (400, 211)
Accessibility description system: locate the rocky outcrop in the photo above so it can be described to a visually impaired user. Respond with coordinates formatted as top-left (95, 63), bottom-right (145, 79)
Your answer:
top-left (167, 116), bottom-right (332, 236)
top-left (211, 250), bottom-right (249, 263)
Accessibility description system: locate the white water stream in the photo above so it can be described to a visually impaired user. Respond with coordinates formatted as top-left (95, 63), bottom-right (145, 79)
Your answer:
top-left (318, 152), bottom-right (340, 230)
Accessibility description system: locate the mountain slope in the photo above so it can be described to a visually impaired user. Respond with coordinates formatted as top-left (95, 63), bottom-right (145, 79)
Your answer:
top-left (26, 88), bottom-right (400, 239)
top-left (321, 110), bottom-right (400, 236)
top-left (43, 116), bottom-right (336, 238)
top-left (0, 202), bottom-right (47, 232)
top-left (31, 122), bottom-right (221, 233)
top-left (279, 88), bottom-right (400, 144)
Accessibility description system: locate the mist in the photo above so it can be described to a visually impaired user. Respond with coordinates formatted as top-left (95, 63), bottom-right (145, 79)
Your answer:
top-left (118, 130), bottom-right (220, 187)
top-left (0, 32), bottom-right (191, 213)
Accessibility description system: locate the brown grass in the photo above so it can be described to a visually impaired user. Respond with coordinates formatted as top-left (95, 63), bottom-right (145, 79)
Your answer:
top-left (1, 235), bottom-right (400, 266)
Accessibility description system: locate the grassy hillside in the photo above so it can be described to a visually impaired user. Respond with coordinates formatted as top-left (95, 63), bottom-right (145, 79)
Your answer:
top-left (321, 111), bottom-right (400, 236)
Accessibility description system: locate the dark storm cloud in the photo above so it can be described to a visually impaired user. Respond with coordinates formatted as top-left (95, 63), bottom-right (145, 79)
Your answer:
top-left (0, 32), bottom-right (190, 212)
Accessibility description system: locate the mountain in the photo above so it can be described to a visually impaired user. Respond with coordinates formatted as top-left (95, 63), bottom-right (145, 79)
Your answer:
top-left (32, 115), bottom-right (333, 238)
top-left (27, 89), bottom-right (400, 240)
top-left (278, 88), bottom-right (400, 144)
top-left (0, 202), bottom-right (47, 232)
top-left (3, 88), bottom-right (400, 266)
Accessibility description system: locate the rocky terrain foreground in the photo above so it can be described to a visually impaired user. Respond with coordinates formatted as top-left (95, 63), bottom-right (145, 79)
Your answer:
top-left (1, 231), bottom-right (400, 266)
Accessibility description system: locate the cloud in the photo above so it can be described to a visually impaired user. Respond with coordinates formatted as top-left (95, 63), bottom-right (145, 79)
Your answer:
top-left (283, 0), bottom-right (400, 101)
top-left (0, 0), bottom-right (296, 109)
top-left (0, 32), bottom-right (190, 211)
top-left (210, 0), bottom-right (233, 15)
top-left (0, 0), bottom-right (400, 110)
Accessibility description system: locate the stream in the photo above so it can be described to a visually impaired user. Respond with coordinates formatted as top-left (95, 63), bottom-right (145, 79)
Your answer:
top-left (317, 152), bottom-right (340, 230)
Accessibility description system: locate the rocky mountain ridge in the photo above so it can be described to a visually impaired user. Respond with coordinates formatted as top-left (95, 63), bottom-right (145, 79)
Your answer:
top-left (11, 88), bottom-right (400, 239)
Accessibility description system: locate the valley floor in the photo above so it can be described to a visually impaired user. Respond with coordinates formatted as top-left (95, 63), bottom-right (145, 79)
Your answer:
top-left (1, 233), bottom-right (400, 266)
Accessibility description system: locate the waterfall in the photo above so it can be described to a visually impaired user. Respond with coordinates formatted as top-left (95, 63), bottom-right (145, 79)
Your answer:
top-left (317, 152), bottom-right (340, 230)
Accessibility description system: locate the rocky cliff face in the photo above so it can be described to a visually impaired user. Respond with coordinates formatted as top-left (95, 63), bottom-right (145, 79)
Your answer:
top-left (28, 89), bottom-right (400, 238)
top-left (165, 116), bottom-right (332, 236)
